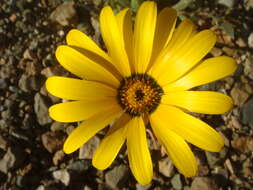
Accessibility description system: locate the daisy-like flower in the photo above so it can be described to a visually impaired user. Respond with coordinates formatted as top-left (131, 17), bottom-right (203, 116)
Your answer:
top-left (46, 1), bottom-right (237, 185)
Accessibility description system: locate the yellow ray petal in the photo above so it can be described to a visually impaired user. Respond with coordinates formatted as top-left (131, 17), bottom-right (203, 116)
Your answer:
top-left (164, 56), bottom-right (237, 92)
top-left (56, 45), bottom-right (119, 88)
top-left (150, 8), bottom-right (177, 64)
top-left (148, 8), bottom-right (177, 71)
top-left (152, 104), bottom-right (224, 152)
top-left (127, 117), bottom-right (153, 185)
top-left (116, 8), bottom-right (134, 72)
top-left (46, 76), bottom-right (116, 100)
top-left (92, 114), bottom-right (131, 170)
top-left (66, 29), bottom-right (111, 63)
top-left (162, 91), bottom-right (233, 114)
top-left (49, 97), bottom-right (118, 122)
top-left (149, 19), bottom-right (194, 73)
top-left (133, 1), bottom-right (157, 73)
top-left (63, 104), bottom-right (123, 154)
top-left (100, 6), bottom-right (131, 77)
top-left (150, 117), bottom-right (197, 177)
top-left (152, 30), bottom-right (216, 86)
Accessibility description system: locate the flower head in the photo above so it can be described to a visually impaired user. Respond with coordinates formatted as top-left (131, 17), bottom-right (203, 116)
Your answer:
top-left (46, 1), bottom-right (237, 185)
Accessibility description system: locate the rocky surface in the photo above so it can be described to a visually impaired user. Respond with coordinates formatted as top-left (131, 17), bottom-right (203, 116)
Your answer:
top-left (0, 0), bottom-right (252, 189)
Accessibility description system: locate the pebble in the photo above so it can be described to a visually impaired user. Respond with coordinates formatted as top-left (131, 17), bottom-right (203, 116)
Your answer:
top-left (231, 136), bottom-right (253, 153)
top-left (158, 157), bottom-right (174, 177)
top-left (0, 135), bottom-right (7, 150)
top-left (241, 97), bottom-right (253, 127)
top-left (79, 136), bottom-right (100, 159)
top-left (230, 84), bottom-right (249, 106)
top-left (67, 160), bottom-right (91, 172)
top-left (171, 174), bottom-right (183, 190)
top-left (0, 79), bottom-right (7, 89)
top-left (49, 1), bottom-right (78, 26)
top-left (0, 148), bottom-right (16, 174)
top-left (52, 150), bottom-right (65, 165)
top-left (34, 93), bottom-right (52, 125)
top-left (218, 0), bottom-right (234, 8)
top-left (191, 177), bottom-right (219, 190)
top-left (105, 165), bottom-right (129, 190)
top-left (136, 183), bottom-right (152, 190)
top-left (248, 32), bottom-right (253, 48)
top-left (41, 131), bottom-right (65, 153)
top-left (52, 169), bottom-right (70, 186)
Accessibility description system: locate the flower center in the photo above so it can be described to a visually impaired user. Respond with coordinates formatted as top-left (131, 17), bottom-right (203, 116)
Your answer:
top-left (117, 74), bottom-right (164, 117)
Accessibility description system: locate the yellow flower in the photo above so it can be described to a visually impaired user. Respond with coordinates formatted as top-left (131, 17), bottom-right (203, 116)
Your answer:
top-left (46, 1), bottom-right (237, 185)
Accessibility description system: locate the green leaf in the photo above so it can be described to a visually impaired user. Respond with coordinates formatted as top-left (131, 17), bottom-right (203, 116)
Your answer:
top-left (173, 0), bottom-right (193, 11)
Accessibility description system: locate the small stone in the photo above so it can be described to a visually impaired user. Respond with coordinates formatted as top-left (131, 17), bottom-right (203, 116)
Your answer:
top-left (0, 148), bottom-right (16, 173)
top-left (244, 57), bottom-right (253, 80)
top-left (79, 136), bottom-right (100, 159)
top-left (225, 159), bottom-right (234, 174)
top-left (230, 116), bottom-right (242, 129)
top-left (230, 84), bottom-right (249, 106)
top-left (235, 38), bottom-right (246, 47)
top-left (41, 131), bottom-right (65, 153)
top-left (218, 0), bottom-right (234, 8)
top-left (0, 79), bottom-right (7, 89)
top-left (67, 160), bottom-right (91, 172)
top-left (41, 66), bottom-right (65, 77)
top-left (171, 174), bottom-right (182, 190)
top-left (9, 13), bottom-right (17, 22)
top-left (158, 157), bottom-right (174, 177)
top-left (49, 1), bottom-right (78, 26)
top-left (34, 93), bottom-right (52, 125)
top-left (36, 185), bottom-right (45, 190)
top-left (83, 186), bottom-right (92, 190)
top-left (210, 47), bottom-right (222, 57)
top-left (205, 151), bottom-right (220, 168)
top-left (53, 169), bottom-right (70, 186)
top-left (18, 74), bottom-right (31, 92)
top-left (248, 32), bottom-right (253, 48)
top-left (53, 150), bottom-right (65, 165)
top-left (23, 49), bottom-right (36, 60)
top-left (191, 177), bottom-right (219, 190)
top-left (51, 122), bottom-right (66, 132)
top-left (136, 183), bottom-right (152, 190)
top-left (105, 165), bottom-right (129, 190)
top-left (241, 97), bottom-right (253, 127)
top-left (0, 135), bottom-right (7, 150)
top-left (246, 0), bottom-right (253, 8)
top-left (231, 136), bottom-right (253, 153)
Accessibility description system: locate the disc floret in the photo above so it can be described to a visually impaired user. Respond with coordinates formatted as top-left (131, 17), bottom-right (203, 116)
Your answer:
top-left (117, 74), bottom-right (164, 117)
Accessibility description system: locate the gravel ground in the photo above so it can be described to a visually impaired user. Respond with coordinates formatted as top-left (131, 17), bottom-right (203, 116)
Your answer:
top-left (0, 0), bottom-right (253, 189)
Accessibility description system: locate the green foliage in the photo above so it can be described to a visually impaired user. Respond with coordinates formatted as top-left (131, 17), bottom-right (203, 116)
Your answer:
top-left (103, 0), bottom-right (145, 13)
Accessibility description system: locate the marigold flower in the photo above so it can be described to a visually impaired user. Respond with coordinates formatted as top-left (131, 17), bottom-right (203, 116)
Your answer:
top-left (46, 1), bottom-right (237, 185)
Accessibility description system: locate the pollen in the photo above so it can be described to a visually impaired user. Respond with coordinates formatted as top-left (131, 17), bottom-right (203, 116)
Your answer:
top-left (117, 74), bottom-right (164, 117)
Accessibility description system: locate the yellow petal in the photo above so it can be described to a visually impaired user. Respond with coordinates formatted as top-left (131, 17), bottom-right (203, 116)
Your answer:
top-left (152, 30), bottom-right (216, 86)
top-left (150, 117), bottom-right (197, 177)
top-left (46, 76), bottom-right (116, 100)
top-left (116, 8), bottom-right (134, 72)
top-left (49, 97), bottom-right (118, 122)
top-left (63, 104), bottom-right (123, 154)
top-left (133, 1), bottom-right (157, 73)
top-left (66, 29), bottom-right (111, 63)
top-left (149, 19), bottom-right (194, 73)
top-left (92, 114), bottom-right (130, 170)
top-left (150, 8), bottom-right (177, 64)
top-left (127, 117), bottom-right (153, 185)
top-left (56, 45), bottom-right (119, 88)
top-left (152, 104), bottom-right (224, 152)
top-left (100, 6), bottom-right (131, 77)
top-left (164, 56), bottom-right (237, 92)
top-left (162, 91), bottom-right (233, 114)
